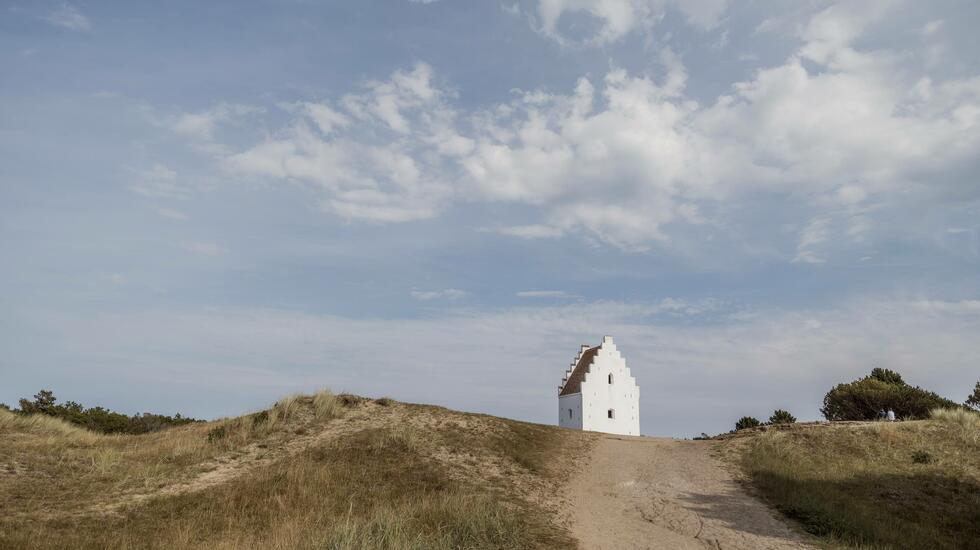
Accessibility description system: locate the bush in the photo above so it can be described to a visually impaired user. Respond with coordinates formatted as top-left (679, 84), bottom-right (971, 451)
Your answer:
top-left (869, 367), bottom-right (904, 385)
top-left (207, 425), bottom-right (227, 442)
top-left (735, 416), bottom-right (762, 431)
top-left (967, 381), bottom-right (980, 411)
top-left (10, 389), bottom-right (199, 434)
top-left (821, 369), bottom-right (960, 421)
top-left (769, 409), bottom-right (797, 425)
top-left (911, 450), bottom-right (933, 464)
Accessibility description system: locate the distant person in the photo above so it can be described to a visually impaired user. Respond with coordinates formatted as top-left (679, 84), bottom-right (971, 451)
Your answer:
top-left (887, 409), bottom-right (896, 422)
top-left (877, 409), bottom-right (886, 420)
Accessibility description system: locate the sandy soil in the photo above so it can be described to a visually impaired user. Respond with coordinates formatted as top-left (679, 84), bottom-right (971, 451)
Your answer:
top-left (565, 434), bottom-right (813, 550)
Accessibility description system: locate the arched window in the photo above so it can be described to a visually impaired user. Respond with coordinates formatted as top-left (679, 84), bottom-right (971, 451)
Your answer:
top-left (568, 408), bottom-right (573, 419)
top-left (607, 409), bottom-right (615, 419)
top-left (608, 373), bottom-right (613, 384)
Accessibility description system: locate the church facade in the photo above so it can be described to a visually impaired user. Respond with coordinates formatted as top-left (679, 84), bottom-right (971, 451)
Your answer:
top-left (558, 336), bottom-right (640, 436)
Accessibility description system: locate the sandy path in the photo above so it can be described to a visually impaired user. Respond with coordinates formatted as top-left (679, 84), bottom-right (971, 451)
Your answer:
top-left (566, 434), bottom-right (813, 550)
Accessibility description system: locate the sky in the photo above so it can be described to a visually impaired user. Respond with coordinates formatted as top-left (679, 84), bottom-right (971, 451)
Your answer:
top-left (1, 0), bottom-right (978, 437)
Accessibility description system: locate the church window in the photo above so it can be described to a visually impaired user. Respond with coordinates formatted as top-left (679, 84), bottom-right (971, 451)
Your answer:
top-left (568, 409), bottom-right (573, 419)
top-left (607, 409), bottom-right (615, 419)
top-left (608, 373), bottom-right (613, 384)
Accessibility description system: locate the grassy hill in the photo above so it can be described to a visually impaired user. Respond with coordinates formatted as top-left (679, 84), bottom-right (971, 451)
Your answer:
top-left (3, 391), bottom-right (978, 549)
top-left (0, 391), bottom-right (593, 549)
top-left (722, 409), bottom-right (980, 550)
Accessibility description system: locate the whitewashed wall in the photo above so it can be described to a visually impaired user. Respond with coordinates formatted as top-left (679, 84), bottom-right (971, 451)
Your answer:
top-left (558, 392), bottom-right (583, 430)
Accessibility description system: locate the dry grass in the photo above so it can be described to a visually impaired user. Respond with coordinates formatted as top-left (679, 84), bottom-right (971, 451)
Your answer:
top-left (0, 393), bottom-right (582, 549)
top-left (0, 407), bottom-right (102, 443)
top-left (312, 389), bottom-right (343, 420)
top-left (736, 413), bottom-right (980, 549)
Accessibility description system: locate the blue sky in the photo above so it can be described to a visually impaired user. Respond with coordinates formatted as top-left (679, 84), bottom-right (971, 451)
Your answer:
top-left (2, 0), bottom-right (979, 437)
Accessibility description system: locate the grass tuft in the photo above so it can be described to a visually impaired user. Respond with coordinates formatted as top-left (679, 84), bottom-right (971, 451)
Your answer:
top-left (313, 389), bottom-right (343, 420)
top-left (931, 407), bottom-right (980, 446)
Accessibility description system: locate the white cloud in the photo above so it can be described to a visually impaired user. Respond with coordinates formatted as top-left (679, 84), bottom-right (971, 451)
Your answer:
top-left (531, 0), bottom-right (729, 46)
top-left (793, 218), bottom-right (830, 264)
top-left (43, 4), bottom-right (91, 32)
top-left (177, 2), bottom-right (980, 260)
top-left (922, 19), bottom-right (943, 37)
top-left (129, 164), bottom-right (191, 200)
top-left (221, 63), bottom-right (463, 223)
top-left (458, 3), bottom-right (980, 254)
top-left (501, 3), bottom-right (521, 17)
top-left (170, 103), bottom-right (260, 142)
top-left (411, 288), bottom-right (469, 300)
top-left (516, 290), bottom-right (576, 298)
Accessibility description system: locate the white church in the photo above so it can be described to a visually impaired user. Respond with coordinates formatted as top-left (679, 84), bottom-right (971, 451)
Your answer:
top-left (558, 336), bottom-right (640, 436)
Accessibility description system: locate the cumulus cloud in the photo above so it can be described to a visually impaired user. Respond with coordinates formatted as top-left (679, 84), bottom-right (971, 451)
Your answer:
top-left (221, 63), bottom-right (465, 223)
top-left (461, 3), bottom-right (980, 253)
top-left (43, 4), bottom-right (91, 32)
top-left (174, 2), bottom-right (980, 261)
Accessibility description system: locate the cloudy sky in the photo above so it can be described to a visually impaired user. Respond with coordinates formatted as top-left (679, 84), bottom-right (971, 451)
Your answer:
top-left (2, 0), bottom-right (978, 437)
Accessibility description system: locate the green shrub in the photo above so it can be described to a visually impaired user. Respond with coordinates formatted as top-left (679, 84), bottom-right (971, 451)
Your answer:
top-left (735, 416), bottom-right (762, 431)
top-left (11, 389), bottom-right (199, 434)
top-left (821, 370), bottom-right (960, 421)
top-left (869, 367), bottom-right (904, 385)
top-left (374, 397), bottom-right (394, 407)
top-left (769, 409), bottom-right (797, 425)
top-left (967, 381), bottom-right (980, 411)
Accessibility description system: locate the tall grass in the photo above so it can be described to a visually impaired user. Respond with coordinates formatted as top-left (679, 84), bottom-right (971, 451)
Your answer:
top-left (931, 407), bottom-right (980, 446)
top-left (0, 407), bottom-right (102, 443)
top-left (740, 419), bottom-right (980, 549)
top-left (313, 389), bottom-right (343, 420)
top-left (2, 414), bottom-right (575, 549)
top-left (0, 390), bottom-right (352, 522)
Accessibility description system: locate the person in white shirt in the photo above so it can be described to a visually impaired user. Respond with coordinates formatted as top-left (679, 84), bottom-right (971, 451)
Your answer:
top-left (886, 409), bottom-right (896, 421)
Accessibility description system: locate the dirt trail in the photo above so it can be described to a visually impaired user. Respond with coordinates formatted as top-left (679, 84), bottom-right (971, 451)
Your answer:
top-left (565, 434), bottom-right (813, 550)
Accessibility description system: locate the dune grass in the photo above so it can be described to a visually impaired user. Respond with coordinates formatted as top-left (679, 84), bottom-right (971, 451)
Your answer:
top-left (1, 392), bottom-right (581, 549)
top-left (739, 410), bottom-right (980, 549)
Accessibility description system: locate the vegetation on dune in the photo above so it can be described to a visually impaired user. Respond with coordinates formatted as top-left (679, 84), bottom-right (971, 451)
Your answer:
top-left (10, 389), bottom-right (199, 434)
top-left (821, 368), bottom-right (961, 421)
top-left (739, 409), bottom-right (980, 549)
top-left (735, 416), bottom-right (762, 431)
top-left (966, 381), bottom-right (980, 411)
top-left (0, 390), bottom-right (585, 549)
top-left (768, 409), bottom-right (797, 425)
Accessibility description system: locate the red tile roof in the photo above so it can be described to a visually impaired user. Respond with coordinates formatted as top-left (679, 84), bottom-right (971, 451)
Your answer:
top-left (559, 345), bottom-right (598, 396)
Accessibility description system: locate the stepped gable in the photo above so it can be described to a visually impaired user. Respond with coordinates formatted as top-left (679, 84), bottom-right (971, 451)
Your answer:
top-left (559, 344), bottom-right (599, 396)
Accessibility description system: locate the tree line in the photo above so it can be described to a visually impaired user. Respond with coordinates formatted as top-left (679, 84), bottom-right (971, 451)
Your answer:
top-left (732, 369), bottom-right (980, 432)
top-left (1, 389), bottom-right (199, 434)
